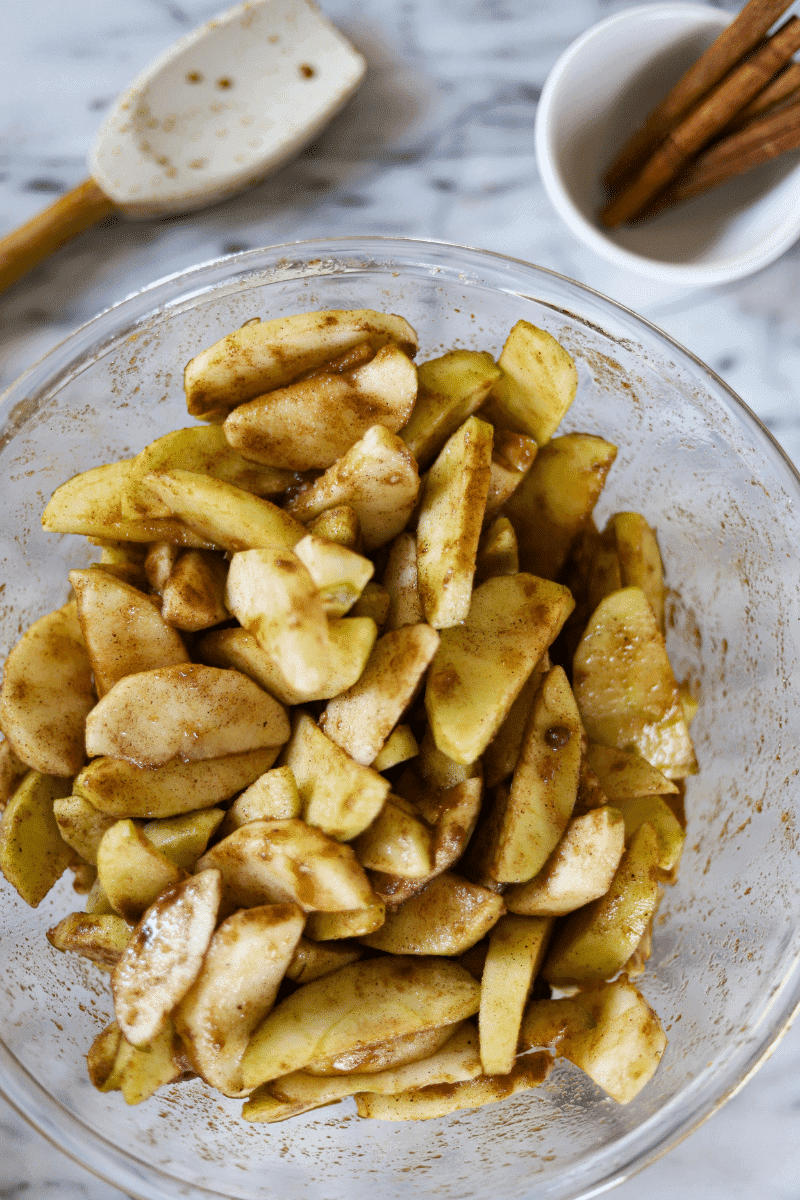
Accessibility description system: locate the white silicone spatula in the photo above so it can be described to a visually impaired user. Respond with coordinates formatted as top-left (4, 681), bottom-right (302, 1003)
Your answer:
top-left (0, 0), bottom-right (365, 293)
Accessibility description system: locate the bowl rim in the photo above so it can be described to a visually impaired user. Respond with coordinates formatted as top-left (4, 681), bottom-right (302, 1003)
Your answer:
top-left (1, 234), bottom-right (799, 1200)
top-left (534, 2), bottom-right (800, 285)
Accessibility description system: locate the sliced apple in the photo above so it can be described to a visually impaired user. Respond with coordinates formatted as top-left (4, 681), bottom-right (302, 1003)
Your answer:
top-left (97, 819), bottom-right (186, 921)
top-left (240, 955), bottom-right (480, 1089)
top-left (360, 872), bottom-right (505, 956)
top-left (184, 309), bottom-right (418, 418)
top-left (505, 806), bottom-right (625, 915)
top-left (220, 766), bottom-right (302, 835)
top-left (282, 713), bottom-right (389, 841)
top-left (286, 425), bottom-right (420, 550)
top-left (321, 625), bottom-right (440, 766)
top-left (573, 587), bottom-right (697, 779)
top-left (112, 868), bottom-right (222, 1046)
top-left (53, 794), bottom-right (117, 865)
top-left (0, 771), bottom-right (73, 906)
top-left (85, 663), bottom-right (289, 768)
top-left (425, 574), bottom-right (573, 765)
top-left (142, 469), bottom-right (305, 552)
top-left (417, 416), bottom-right (493, 628)
top-left (199, 618), bottom-right (377, 707)
top-left (224, 343), bottom-right (417, 469)
top-left (124, 423), bottom-right (294, 518)
top-left (488, 666), bottom-right (583, 884)
top-left (196, 818), bottom-right (377, 913)
top-left (69, 568), bottom-right (189, 695)
top-left (0, 600), bottom-right (94, 777)
top-left (478, 914), bottom-right (552, 1074)
top-left (73, 747), bottom-right (279, 819)
top-left (42, 459), bottom-right (208, 546)
top-left (176, 903), bottom-right (305, 1096)
top-left (47, 911), bottom-right (134, 967)
top-left (159, 550), bottom-right (229, 632)
top-left (400, 349), bottom-right (501, 468)
top-left (354, 1052), bottom-right (552, 1119)
top-left (503, 433), bottom-right (617, 580)
top-left (484, 320), bottom-right (578, 445)
top-left (293, 534), bottom-right (374, 616)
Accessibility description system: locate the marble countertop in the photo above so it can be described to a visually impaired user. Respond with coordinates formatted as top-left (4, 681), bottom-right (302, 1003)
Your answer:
top-left (1, 1), bottom-right (799, 1197)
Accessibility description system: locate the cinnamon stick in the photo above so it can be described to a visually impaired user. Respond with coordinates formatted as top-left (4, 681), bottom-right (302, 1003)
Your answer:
top-left (726, 59), bottom-right (800, 129)
top-left (599, 16), bottom-right (800, 228)
top-left (645, 99), bottom-right (800, 212)
top-left (603, 0), bottom-right (795, 193)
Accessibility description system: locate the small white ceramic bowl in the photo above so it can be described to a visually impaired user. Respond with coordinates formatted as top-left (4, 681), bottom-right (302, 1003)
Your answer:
top-left (535, 2), bottom-right (800, 285)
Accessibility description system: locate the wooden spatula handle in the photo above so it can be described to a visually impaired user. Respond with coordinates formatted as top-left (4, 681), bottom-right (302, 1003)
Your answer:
top-left (0, 178), bottom-right (118, 295)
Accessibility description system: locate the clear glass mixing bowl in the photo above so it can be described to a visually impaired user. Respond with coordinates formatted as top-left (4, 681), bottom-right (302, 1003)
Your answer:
top-left (0, 237), bottom-right (798, 1200)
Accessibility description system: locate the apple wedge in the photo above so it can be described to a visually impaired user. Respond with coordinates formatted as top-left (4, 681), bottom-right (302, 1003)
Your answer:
top-left (487, 666), bottom-right (583, 884)
top-left (286, 425), bottom-right (420, 550)
top-left (400, 349), bottom-right (501, 468)
top-left (112, 868), bottom-right (222, 1046)
top-left (240, 955), bottom-right (480, 1089)
top-left (425, 574), bottom-right (574, 765)
top-left (416, 416), bottom-right (493, 628)
top-left (360, 872), bottom-right (505, 955)
top-left (53, 794), bottom-right (117, 865)
top-left (73, 747), bottom-right (279, 819)
top-left (354, 1052), bottom-right (553, 1119)
top-left (159, 550), bottom-right (229, 632)
top-left (542, 822), bottom-right (662, 986)
top-left (96, 819), bottom-right (186, 921)
top-left (84, 664), bottom-right (289, 768)
top-left (220, 767), bottom-right (301, 835)
top-left (184, 309), bottom-right (418, 418)
top-left (320, 624), bottom-right (440, 766)
top-left (224, 342), bottom-right (417, 470)
top-left (383, 532), bottom-right (424, 630)
top-left (0, 771), bottom-right (73, 906)
top-left (573, 587), bottom-right (697, 779)
top-left (176, 903), bottom-right (305, 1096)
top-left (69, 568), bottom-right (189, 695)
top-left (282, 713), bottom-right (390, 841)
top-left (123, 424), bottom-right (294, 518)
top-left (293, 534), bottom-right (374, 617)
top-left (503, 433), bottom-right (617, 580)
top-left (505, 806), bottom-right (625, 916)
top-left (199, 618), bottom-right (377, 706)
top-left (47, 911), bottom-right (134, 967)
top-left (478, 914), bottom-right (552, 1074)
top-left (483, 320), bottom-right (578, 445)
top-left (0, 601), bottom-right (95, 777)
top-left (42, 459), bottom-right (208, 546)
top-left (585, 742), bottom-right (678, 801)
top-left (483, 430), bottom-right (538, 526)
top-left (196, 817), bottom-right (377, 913)
top-left (142, 469), bottom-right (305, 553)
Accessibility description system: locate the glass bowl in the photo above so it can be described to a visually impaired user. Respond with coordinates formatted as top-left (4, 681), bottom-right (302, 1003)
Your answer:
top-left (0, 237), bottom-right (798, 1200)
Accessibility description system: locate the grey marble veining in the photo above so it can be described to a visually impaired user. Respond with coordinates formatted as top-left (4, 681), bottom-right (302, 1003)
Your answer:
top-left (1, 1), bottom-right (800, 1198)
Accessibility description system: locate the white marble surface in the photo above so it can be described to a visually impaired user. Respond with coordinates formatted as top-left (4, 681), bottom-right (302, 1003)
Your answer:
top-left (1, 1), bottom-right (799, 1197)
